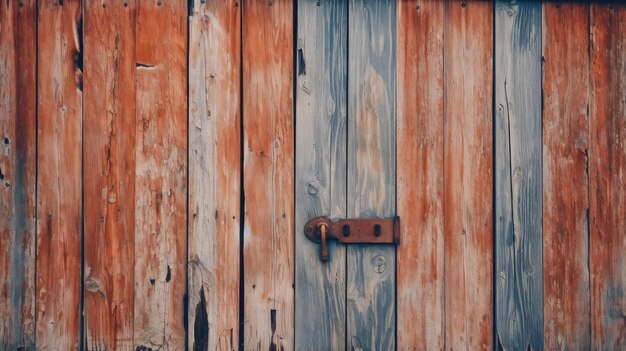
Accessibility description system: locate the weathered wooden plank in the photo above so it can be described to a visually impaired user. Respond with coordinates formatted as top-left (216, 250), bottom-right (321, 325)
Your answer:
top-left (396, 1), bottom-right (445, 349)
top-left (134, 1), bottom-right (187, 349)
top-left (346, 0), bottom-right (396, 349)
top-left (242, 0), bottom-right (294, 349)
top-left (188, 0), bottom-right (241, 350)
top-left (295, 0), bottom-right (347, 349)
top-left (0, 1), bottom-right (36, 349)
top-left (542, 3), bottom-right (591, 350)
top-left (494, 2), bottom-right (543, 350)
top-left (443, 1), bottom-right (493, 349)
top-left (36, 0), bottom-right (83, 349)
top-left (83, 1), bottom-right (136, 349)
top-left (589, 3), bottom-right (626, 349)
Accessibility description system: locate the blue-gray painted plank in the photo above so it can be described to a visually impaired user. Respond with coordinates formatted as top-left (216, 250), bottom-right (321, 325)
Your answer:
top-left (295, 0), bottom-right (348, 349)
top-left (495, 1), bottom-right (543, 350)
top-left (346, 0), bottom-right (396, 349)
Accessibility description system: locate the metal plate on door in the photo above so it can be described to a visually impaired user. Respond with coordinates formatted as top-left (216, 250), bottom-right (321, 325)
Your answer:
top-left (304, 216), bottom-right (400, 261)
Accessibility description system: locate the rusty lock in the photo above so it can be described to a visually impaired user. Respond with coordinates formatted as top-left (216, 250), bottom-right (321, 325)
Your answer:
top-left (304, 216), bottom-right (400, 261)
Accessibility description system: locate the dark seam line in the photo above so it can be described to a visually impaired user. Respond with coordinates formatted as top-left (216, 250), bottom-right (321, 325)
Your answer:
top-left (238, 1), bottom-right (245, 350)
top-left (442, 1), bottom-right (448, 349)
top-left (393, 2), bottom-right (398, 349)
top-left (492, 1), bottom-right (498, 349)
top-left (79, 2), bottom-right (85, 349)
top-left (539, 3), bottom-right (545, 347)
top-left (291, 0), bottom-right (298, 347)
top-left (539, 4), bottom-right (544, 349)
top-left (34, 1), bottom-right (39, 349)
top-left (344, 2), bottom-right (350, 350)
top-left (585, 2), bottom-right (592, 341)
top-left (185, 1), bottom-right (191, 350)
top-left (132, 1), bottom-right (138, 346)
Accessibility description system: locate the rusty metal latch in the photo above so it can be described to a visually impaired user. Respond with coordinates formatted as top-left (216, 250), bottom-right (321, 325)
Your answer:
top-left (304, 216), bottom-right (400, 261)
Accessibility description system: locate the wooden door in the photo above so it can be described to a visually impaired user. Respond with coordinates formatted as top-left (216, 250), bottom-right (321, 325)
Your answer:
top-left (294, 1), bottom-right (494, 349)
top-left (295, 1), bottom-right (396, 350)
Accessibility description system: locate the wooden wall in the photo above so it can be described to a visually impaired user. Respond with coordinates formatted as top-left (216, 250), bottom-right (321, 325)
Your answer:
top-left (1, 1), bottom-right (625, 350)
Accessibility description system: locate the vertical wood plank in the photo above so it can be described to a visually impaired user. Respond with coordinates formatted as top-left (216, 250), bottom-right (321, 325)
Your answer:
top-left (0, 1), bottom-right (37, 349)
top-left (494, 2), bottom-right (543, 350)
top-left (396, 1), bottom-right (445, 349)
top-left (542, 3), bottom-right (591, 350)
top-left (188, 0), bottom-right (241, 350)
top-left (83, 1), bottom-right (136, 349)
top-left (242, 0), bottom-right (294, 349)
top-left (295, 0), bottom-right (347, 349)
top-left (590, 3), bottom-right (626, 349)
top-left (36, 0), bottom-right (83, 349)
top-left (443, 1), bottom-right (493, 349)
top-left (134, 1), bottom-right (187, 348)
top-left (346, 1), bottom-right (396, 349)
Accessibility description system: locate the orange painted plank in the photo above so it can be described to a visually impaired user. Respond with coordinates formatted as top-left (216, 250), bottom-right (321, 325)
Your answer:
top-left (542, 3), bottom-right (591, 349)
top-left (443, 1), bottom-right (493, 349)
top-left (188, 0), bottom-right (241, 349)
top-left (83, 1), bottom-right (136, 349)
top-left (36, 0), bottom-right (83, 349)
top-left (242, 0), bottom-right (294, 349)
top-left (590, 3), bottom-right (626, 349)
top-left (134, 1), bottom-right (187, 349)
top-left (397, 1), bottom-right (445, 349)
top-left (0, 1), bottom-right (37, 349)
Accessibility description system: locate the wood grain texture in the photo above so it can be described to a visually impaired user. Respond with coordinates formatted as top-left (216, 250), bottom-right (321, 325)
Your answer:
top-left (188, 0), bottom-right (240, 350)
top-left (590, 3), bottom-right (626, 349)
top-left (36, 0), bottom-right (83, 349)
top-left (242, 0), bottom-right (294, 349)
top-left (134, 1), bottom-right (187, 349)
top-left (346, 1), bottom-right (396, 349)
top-left (0, 1), bottom-right (37, 349)
top-left (443, 1), bottom-right (493, 350)
top-left (542, 3), bottom-right (591, 350)
top-left (494, 2), bottom-right (543, 350)
top-left (82, 1), bottom-right (136, 349)
top-left (396, 1), bottom-right (445, 349)
top-left (295, 0), bottom-right (347, 349)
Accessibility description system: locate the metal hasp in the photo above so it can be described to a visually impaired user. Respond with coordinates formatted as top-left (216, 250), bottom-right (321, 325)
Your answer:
top-left (304, 216), bottom-right (400, 261)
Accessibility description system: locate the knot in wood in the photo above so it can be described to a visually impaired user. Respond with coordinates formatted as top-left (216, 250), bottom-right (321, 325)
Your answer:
top-left (371, 255), bottom-right (386, 274)
top-left (84, 277), bottom-right (103, 294)
top-left (306, 181), bottom-right (318, 195)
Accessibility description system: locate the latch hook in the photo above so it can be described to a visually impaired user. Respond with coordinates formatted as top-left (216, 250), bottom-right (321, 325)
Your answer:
top-left (319, 222), bottom-right (329, 261)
